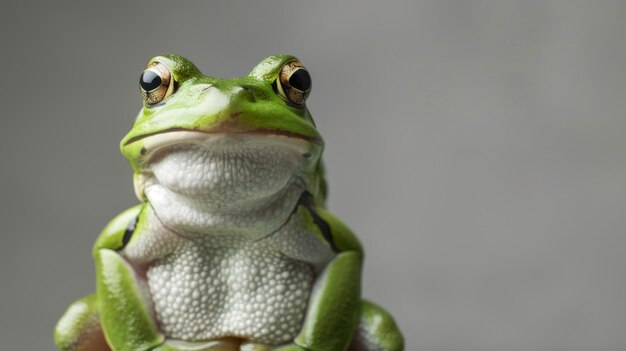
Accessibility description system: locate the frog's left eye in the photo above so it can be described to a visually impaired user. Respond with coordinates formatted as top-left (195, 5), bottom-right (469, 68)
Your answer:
top-left (275, 60), bottom-right (311, 106)
top-left (139, 62), bottom-right (175, 105)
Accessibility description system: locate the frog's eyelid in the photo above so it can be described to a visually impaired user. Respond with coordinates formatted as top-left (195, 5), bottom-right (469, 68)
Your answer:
top-left (275, 76), bottom-right (289, 98)
top-left (165, 72), bottom-right (175, 97)
top-left (272, 80), bottom-right (302, 109)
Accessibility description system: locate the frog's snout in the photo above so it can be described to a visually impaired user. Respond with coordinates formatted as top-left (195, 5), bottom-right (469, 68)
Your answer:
top-left (204, 83), bottom-right (257, 105)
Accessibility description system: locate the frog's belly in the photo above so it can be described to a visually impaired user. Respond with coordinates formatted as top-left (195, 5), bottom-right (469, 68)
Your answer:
top-left (147, 243), bottom-right (315, 344)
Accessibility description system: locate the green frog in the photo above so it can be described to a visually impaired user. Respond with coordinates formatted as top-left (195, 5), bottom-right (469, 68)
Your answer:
top-left (54, 55), bottom-right (404, 351)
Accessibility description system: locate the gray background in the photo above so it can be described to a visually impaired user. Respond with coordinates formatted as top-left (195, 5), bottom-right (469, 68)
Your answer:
top-left (1, 1), bottom-right (625, 350)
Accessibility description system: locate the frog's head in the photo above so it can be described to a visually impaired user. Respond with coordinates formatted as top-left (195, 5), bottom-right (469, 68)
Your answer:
top-left (121, 54), bottom-right (326, 208)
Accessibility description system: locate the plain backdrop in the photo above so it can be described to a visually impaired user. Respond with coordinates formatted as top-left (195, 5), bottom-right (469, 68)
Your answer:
top-left (1, 1), bottom-right (625, 350)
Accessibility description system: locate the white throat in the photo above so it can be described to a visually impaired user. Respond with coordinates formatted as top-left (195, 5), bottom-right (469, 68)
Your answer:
top-left (139, 134), bottom-right (312, 238)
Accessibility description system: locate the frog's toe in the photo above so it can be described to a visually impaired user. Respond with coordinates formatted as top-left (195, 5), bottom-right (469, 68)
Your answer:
top-left (271, 344), bottom-right (306, 351)
top-left (240, 340), bottom-right (272, 351)
top-left (154, 337), bottom-right (240, 351)
top-left (54, 294), bottom-right (111, 351)
top-left (348, 300), bottom-right (404, 351)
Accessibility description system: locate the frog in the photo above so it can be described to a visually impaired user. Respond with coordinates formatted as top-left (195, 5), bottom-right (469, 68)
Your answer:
top-left (54, 54), bottom-right (404, 351)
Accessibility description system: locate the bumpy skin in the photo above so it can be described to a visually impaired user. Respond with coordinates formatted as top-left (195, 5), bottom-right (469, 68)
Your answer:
top-left (55, 55), bottom-right (404, 351)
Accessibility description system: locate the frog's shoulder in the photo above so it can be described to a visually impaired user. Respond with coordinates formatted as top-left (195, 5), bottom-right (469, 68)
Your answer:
top-left (311, 205), bottom-right (363, 254)
top-left (93, 204), bottom-right (144, 255)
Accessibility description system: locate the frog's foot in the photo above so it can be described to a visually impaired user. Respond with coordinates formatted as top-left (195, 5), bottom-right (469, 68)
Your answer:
top-left (54, 294), bottom-right (111, 351)
top-left (239, 341), bottom-right (272, 351)
top-left (155, 338), bottom-right (238, 351)
top-left (154, 338), bottom-right (271, 351)
top-left (348, 300), bottom-right (404, 351)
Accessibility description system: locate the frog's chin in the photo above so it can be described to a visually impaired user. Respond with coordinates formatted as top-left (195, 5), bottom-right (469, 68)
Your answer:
top-left (134, 133), bottom-right (313, 210)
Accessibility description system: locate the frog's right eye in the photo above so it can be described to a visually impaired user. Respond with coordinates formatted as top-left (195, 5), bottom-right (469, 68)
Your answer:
top-left (274, 60), bottom-right (311, 107)
top-left (139, 62), bottom-right (175, 105)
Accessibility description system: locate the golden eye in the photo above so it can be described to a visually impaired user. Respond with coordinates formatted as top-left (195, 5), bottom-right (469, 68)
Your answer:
top-left (275, 60), bottom-right (311, 106)
top-left (139, 62), bottom-right (174, 105)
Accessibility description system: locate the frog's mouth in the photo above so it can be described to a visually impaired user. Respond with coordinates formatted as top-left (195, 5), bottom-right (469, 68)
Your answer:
top-left (130, 129), bottom-right (320, 205)
top-left (131, 129), bottom-right (318, 162)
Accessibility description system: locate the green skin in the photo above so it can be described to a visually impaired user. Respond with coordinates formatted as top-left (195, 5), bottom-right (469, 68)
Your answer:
top-left (54, 55), bottom-right (404, 351)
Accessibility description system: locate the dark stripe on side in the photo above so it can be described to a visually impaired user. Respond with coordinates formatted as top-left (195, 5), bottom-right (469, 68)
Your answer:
top-left (299, 191), bottom-right (339, 252)
top-left (121, 215), bottom-right (139, 249)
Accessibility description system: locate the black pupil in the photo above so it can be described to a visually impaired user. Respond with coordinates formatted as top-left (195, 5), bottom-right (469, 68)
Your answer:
top-left (288, 69), bottom-right (311, 91)
top-left (140, 70), bottom-right (162, 92)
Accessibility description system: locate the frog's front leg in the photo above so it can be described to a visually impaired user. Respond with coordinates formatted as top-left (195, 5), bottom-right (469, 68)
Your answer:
top-left (276, 250), bottom-right (362, 351)
top-left (90, 204), bottom-right (237, 351)
top-left (90, 205), bottom-right (167, 351)
top-left (277, 204), bottom-right (404, 351)
top-left (95, 248), bottom-right (164, 351)
top-left (275, 205), bottom-right (364, 351)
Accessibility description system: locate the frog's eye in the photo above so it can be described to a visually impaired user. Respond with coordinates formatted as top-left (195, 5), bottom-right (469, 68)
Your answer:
top-left (275, 60), bottom-right (311, 107)
top-left (139, 62), bottom-right (175, 105)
